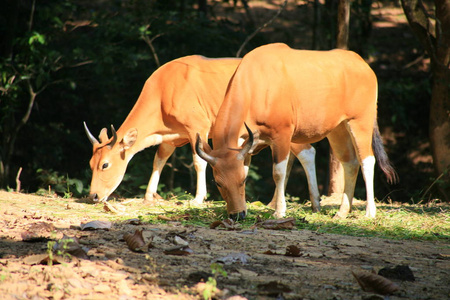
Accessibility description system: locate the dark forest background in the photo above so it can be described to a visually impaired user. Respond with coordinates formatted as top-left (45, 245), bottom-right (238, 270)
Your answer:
top-left (1, 0), bottom-right (448, 204)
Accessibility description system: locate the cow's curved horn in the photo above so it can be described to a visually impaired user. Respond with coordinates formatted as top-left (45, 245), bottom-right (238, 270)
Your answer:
top-left (83, 122), bottom-right (99, 145)
top-left (237, 123), bottom-right (254, 160)
top-left (108, 125), bottom-right (117, 147)
top-left (195, 133), bottom-right (217, 166)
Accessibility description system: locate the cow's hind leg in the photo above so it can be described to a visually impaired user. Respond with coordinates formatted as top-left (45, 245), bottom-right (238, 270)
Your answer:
top-left (327, 123), bottom-right (359, 219)
top-left (345, 120), bottom-right (377, 218)
top-left (146, 143), bottom-right (176, 202)
top-left (290, 143), bottom-right (320, 212)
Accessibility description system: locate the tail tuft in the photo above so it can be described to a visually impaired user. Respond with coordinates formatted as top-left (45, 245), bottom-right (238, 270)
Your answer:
top-left (373, 122), bottom-right (399, 184)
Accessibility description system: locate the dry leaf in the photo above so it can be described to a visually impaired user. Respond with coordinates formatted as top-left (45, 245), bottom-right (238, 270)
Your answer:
top-left (173, 235), bottom-right (189, 246)
top-left (263, 250), bottom-right (278, 255)
top-left (126, 218), bottom-right (142, 225)
top-left (123, 229), bottom-right (148, 252)
top-left (258, 217), bottom-right (296, 230)
top-left (285, 245), bottom-right (302, 257)
top-left (23, 254), bottom-right (68, 265)
top-left (80, 220), bottom-right (112, 231)
top-left (103, 202), bottom-right (125, 213)
top-left (210, 219), bottom-right (239, 230)
top-left (352, 270), bottom-right (400, 295)
top-left (157, 215), bottom-right (173, 221)
top-left (237, 227), bottom-right (258, 235)
top-left (216, 252), bottom-right (250, 265)
top-left (163, 245), bottom-right (194, 256)
top-left (165, 229), bottom-right (197, 242)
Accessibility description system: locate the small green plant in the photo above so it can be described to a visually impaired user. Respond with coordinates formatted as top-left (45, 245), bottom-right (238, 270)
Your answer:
top-left (46, 240), bottom-right (56, 266)
top-left (46, 237), bottom-right (74, 266)
top-left (0, 270), bottom-right (11, 282)
top-left (203, 263), bottom-right (227, 300)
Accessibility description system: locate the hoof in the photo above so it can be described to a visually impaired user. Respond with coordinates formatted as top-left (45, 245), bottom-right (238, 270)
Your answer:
top-left (267, 201), bottom-right (277, 209)
top-left (333, 211), bottom-right (348, 219)
top-left (272, 210), bottom-right (286, 219)
top-left (189, 198), bottom-right (204, 206)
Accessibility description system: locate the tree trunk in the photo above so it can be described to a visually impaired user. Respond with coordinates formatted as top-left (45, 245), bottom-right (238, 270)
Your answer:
top-left (401, 0), bottom-right (450, 200)
top-left (336, 0), bottom-right (350, 49)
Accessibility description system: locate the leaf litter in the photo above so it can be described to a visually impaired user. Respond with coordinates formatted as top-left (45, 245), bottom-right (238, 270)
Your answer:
top-left (0, 191), bottom-right (449, 299)
top-left (352, 270), bottom-right (400, 295)
top-left (123, 229), bottom-right (150, 252)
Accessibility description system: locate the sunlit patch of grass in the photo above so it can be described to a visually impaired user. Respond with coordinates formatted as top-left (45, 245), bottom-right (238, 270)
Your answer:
top-left (283, 196), bottom-right (450, 241)
top-left (117, 195), bottom-right (449, 241)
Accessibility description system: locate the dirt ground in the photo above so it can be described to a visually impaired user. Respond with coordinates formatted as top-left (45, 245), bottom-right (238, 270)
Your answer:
top-left (0, 191), bottom-right (449, 300)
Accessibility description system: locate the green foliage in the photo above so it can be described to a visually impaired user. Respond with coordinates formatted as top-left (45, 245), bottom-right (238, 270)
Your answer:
top-left (36, 169), bottom-right (85, 198)
top-left (379, 77), bottom-right (431, 131)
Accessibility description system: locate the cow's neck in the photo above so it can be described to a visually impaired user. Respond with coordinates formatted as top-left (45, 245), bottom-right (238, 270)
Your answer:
top-left (117, 93), bottom-right (173, 154)
top-left (213, 93), bottom-right (249, 149)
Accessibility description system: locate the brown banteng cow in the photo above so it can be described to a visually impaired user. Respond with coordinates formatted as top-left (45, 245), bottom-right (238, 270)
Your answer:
top-left (84, 55), bottom-right (322, 210)
top-left (196, 43), bottom-right (397, 220)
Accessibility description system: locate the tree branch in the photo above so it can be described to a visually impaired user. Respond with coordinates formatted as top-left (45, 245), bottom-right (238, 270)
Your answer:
top-left (141, 28), bottom-right (163, 68)
top-left (401, 0), bottom-right (437, 62)
top-left (236, 0), bottom-right (287, 58)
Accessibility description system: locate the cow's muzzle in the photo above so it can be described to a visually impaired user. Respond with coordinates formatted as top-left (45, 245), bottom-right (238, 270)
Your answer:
top-left (229, 211), bottom-right (246, 221)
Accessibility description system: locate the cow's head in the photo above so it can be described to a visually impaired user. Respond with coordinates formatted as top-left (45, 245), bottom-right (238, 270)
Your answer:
top-left (196, 124), bottom-right (255, 220)
top-left (84, 122), bottom-right (137, 202)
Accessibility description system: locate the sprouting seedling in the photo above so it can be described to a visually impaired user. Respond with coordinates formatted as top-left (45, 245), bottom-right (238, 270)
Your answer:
top-left (203, 263), bottom-right (227, 300)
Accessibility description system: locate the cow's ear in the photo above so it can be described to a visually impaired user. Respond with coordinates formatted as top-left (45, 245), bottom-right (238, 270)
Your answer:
top-left (99, 128), bottom-right (109, 143)
top-left (202, 140), bottom-right (212, 153)
top-left (122, 128), bottom-right (137, 150)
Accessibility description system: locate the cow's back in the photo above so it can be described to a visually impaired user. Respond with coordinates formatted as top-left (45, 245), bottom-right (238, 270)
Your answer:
top-left (156, 56), bottom-right (241, 124)
top-left (121, 55), bottom-right (240, 135)
top-left (217, 43), bottom-right (378, 144)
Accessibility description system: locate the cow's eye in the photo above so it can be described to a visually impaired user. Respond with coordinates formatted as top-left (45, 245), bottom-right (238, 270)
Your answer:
top-left (240, 177), bottom-right (247, 187)
top-left (214, 181), bottom-right (222, 188)
top-left (101, 162), bottom-right (109, 170)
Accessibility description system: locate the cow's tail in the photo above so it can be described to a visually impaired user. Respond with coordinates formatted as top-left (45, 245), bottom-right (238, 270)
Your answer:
top-left (372, 121), bottom-right (399, 184)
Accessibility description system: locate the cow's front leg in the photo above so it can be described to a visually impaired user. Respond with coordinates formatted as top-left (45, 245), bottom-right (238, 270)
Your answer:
top-left (191, 152), bottom-right (208, 205)
top-left (145, 143), bottom-right (175, 202)
top-left (267, 139), bottom-right (291, 218)
top-left (268, 157), bottom-right (290, 218)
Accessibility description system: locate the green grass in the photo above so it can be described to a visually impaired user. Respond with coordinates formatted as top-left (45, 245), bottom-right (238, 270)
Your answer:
top-left (133, 196), bottom-right (449, 242)
top-left (2, 192), bottom-right (448, 242)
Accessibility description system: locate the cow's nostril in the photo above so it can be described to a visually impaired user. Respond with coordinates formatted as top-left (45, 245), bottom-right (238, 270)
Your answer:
top-left (89, 193), bottom-right (99, 202)
top-left (229, 211), bottom-right (246, 221)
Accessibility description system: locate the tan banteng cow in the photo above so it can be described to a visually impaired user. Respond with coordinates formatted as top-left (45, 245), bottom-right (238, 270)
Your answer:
top-left (196, 43), bottom-right (398, 219)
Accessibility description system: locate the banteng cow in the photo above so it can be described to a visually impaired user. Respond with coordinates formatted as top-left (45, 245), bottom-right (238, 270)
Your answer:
top-left (196, 43), bottom-right (398, 220)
